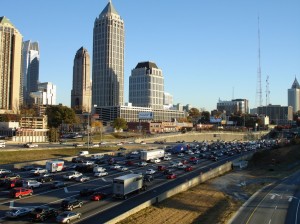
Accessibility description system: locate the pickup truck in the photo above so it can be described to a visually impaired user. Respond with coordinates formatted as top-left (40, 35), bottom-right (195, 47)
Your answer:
top-left (63, 171), bottom-right (82, 180)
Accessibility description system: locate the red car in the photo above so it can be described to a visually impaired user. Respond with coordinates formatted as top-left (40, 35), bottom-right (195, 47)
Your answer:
top-left (157, 165), bottom-right (166, 171)
top-left (10, 187), bottom-right (33, 198)
top-left (181, 160), bottom-right (189, 164)
top-left (167, 173), bottom-right (177, 179)
top-left (125, 161), bottom-right (134, 166)
top-left (185, 166), bottom-right (193, 172)
top-left (189, 157), bottom-right (198, 162)
top-left (91, 192), bottom-right (107, 201)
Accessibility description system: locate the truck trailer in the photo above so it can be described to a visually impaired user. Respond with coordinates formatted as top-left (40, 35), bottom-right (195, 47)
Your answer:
top-left (140, 149), bottom-right (165, 161)
top-left (113, 173), bottom-right (147, 199)
top-left (46, 160), bottom-right (64, 173)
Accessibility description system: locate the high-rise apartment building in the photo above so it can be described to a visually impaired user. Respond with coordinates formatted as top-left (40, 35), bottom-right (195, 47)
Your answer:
top-left (92, 1), bottom-right (124, 107)
top-left (21, 40), bottom-right (40, 105)
top-left (0, 16), bottom-right (22, 113)
top-left (288, 77), bottom-right (300, 113)
top-left (129, 62), bottom-right (164, 110)
top-left (71, 47), bottom-right (91, 113)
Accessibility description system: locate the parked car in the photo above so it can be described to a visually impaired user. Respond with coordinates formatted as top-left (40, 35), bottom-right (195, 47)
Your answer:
top-left (10, 187), bottom-right (33, 198)
top-left (167, 173), bottom-right (177, 179)
top-left (22, 180), bottom-right (42, 188)
top-left (5, 207), bottom-right (33, 219)
top-left (94, 172), bottom-right (108, 177)
top-left (61, 198), bottom-right (83, 211)
top-left (145, 169), bottom-right (156, 175)
top-left (90, 192), bottom-right (107, 201)
top-left (30, 206), bottom-right (58, 222)
top-left (56, 211), bottom-right (81, 223)
top-left (75, 175), bottom-right (90, 182)
top-left (50, 181), bottom-right (66, 189)
top-left (79, 188), bottom-right (95, 196)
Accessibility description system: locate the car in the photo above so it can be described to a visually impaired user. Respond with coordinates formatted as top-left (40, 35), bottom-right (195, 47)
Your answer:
top-left (50, 181), bottom-right (66, 189)
top-left (125, 161), bottom-right (134, 166)
top-left (116, 166), bottom-right (128, 171)
top-left (30, 206), bottom-right (58, 222)
top-left (0, 169), bottom-right (11, 174)
top-left (181, 159), bottom-right (189, 164)
top-left (73, 143), bottom-right (83, 147)
top-left (61, 198), bottom-right (83, 211)
top-left (138, 161), bottom-right (148, 167)
top-left (0, 143), bottom-right (5, 148)
top-left (131, 151), bottom-right (139, 155)
top-left (30, 168), bottom-right (48, 175)
top-left (185, 166), bottom-right (193, 172)
top-left (140, 141), bottom-right (146, 145)
top-left (100, 141), bottom-right (108, 145)
top-left (177, 164), bottom-right (187, 169)
top-left (145, 169), bottom-right (156, 175)
top-left (5, 207), bottom-right (33, 219)
top-left (56, 211), bottom-right (81, 223)
top-left (167, 173), bottom-right (177, 179)
top-left (143, 174), bottom-right (154, 182)
top-left (116, 142), bottom-right (123, 146)
top-left (75, 175), bottom-right (90, 182)
top-left (94, 171), bottom-right (108, 177)
top-left (90, 192), bottom-right (107, 201)
top-left (63, 171), bottom-right (82, 180)
top-left (21, 165), bottom-right (35, 171)
top-left (164, 169), bottom-right (175, 175)
top-left (110, 164), bottom-right (121, 170)
top-left (4, 178), bottom-right (23, 189)
top-left (36, 175), bottom-right (53, 183)
top-left (79, 188), bottom-right (95, 196)
top-left (157, 165), bottom-right (166, 171)
top-left (23, 142), bottom-right (38, 148)
top-left (71, 157), bottom-right (85, 163)
top-left (178, 153), bottom-right (185, 157)
top-left (10, 187), bottom-right (33, 198)
top-left (0, 173), bottom-right (21, 180)
top-left (82, 160), bottom-right (94, 166)
top-left (165, 152), bottom-right (171, 156)
top-left (189, 157), bottom-right (198, 162)
top-left (163, 156), bottom-right (172, 161)
top-left (117, 147), bottom-right (126, 150)
top-left (150, 158), bottom-right (161, 163)
top-left (22, 180), bottom-right (42, 188)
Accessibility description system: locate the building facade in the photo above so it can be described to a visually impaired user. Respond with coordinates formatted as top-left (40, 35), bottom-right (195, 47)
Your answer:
top-left (129, 62), bottom-right (164, 110)
top-left (288, 77), bottom-right (300, 113)
top-left (71, 47), bottom-right (91, 113)
top-left (21, 40), bottom-right (39, 105)
top-left (0, 16), bottom-right (22, 113)
top-left (92, 1), bottom-right (124, 107)
top-left (257, 105), bottom-right (293, 125)
top-left (217, 99), bottom-right (249, 115)
top-left (30, 82), bottom-right (56, 105)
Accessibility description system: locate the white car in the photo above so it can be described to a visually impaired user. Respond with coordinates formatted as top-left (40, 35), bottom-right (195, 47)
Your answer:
top-left (116, 166), bottom-right (128, 171)
top-left (177, 164), bottom-right (187, 169)
top-left (0, 169), bottom-right (11, 174)
top-left (0, 144), bottom-right (5, 148)
top-left (26, 143), bottom-right (38, 148)
top-left (75, 175), bottom-right (90, 182)
top-left (63, 171), bottom-right (82, 180)
top-left (165, 152), bottom-right (171, 156)
top-left (23, 180), bottom-right (42, 188)
top-left (110, 165), bottom-right (121, 170)
top-left (145, 169), bottom-right (156, 175)
top-left (100, 142), bottom-right (107, 145)
top-left (140, 141), bottom-right (146, 145)
top-left (82, 161), bottom-right (94, 165)
top-left (150, 158), bottom-right (161, 163)
top-left (30, 168), bottom-right (48, 175)
top-left (131, 151), bottom-right (139, 155)
top-left (163, 156), bottom-right (172, 161)
top-left (94, 172), bottom-right (108, 177)
top-left (138, 162), bottom-right (148, 167)
top-left (91, 144), bottom-right (100, 147)
top-left (177, 153), bottom-right (185, 157)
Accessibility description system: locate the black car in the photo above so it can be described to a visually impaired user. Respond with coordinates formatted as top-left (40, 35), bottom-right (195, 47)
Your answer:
top-left (36, 175), bottom-right (53, 183)
top-left (61, 198), bottom-right (83, 211)
top-left (79, 188), bottom-right (95, 197)
top-left (71, 157), bottom-right (85, 163)
top-left (21, 165), bottom-right (35, 171)
top-left (163, 169), bottom-right (175, 175)
top-left (75, 164), bottom-right (93, 173)
top-left (0, 173), bottom-right (20, 179)
top-left (50, 181), bottom-right (66, 189)
top-left (143, 174), bottom-right (154, 182)
top-left (30, 206), bottom-right (58, 222)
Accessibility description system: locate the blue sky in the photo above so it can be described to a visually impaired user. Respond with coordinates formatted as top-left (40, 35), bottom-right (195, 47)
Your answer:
top-left (2, 0), bottom-right (300, 111)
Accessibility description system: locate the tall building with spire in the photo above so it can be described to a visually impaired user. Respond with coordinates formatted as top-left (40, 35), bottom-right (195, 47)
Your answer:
top-left (129, 62), bottom-right (164, 109)
top-left (71, 47), bottom-right (91, 113)
top-left (288, 77), bottom-right (300, 113)
top-left (0, 16), bottom-right (22, 113)
top-left (22, 40), bottom-right (40, 106)
top-left (92, 0), bottom-right (124, 107)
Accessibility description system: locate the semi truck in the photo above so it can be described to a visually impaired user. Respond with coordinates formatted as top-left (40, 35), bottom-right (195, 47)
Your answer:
top-left (140, 149), bottom-right (165, 161)
top-left (113, 173), bottom-right (147, 199)
top-left (46, 160), bottom-right (64, 173)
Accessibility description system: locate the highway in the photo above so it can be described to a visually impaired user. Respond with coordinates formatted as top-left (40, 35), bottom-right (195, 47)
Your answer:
top-left (229, 170), bottom-right (300, 224)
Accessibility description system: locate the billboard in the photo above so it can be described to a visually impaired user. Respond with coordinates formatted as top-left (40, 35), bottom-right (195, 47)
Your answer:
top-left (138, 112), bottom-right (153, 120)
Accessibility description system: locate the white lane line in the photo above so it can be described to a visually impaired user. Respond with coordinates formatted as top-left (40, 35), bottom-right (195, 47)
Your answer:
top-left (269, 219), bottom-right (272, 224)
top-left (295, 199), bottom-right (300, 224)
top-left (271, 195), bottom-right (275, 200)
top-left (275, 206), bottom-right (277, 210)
top-left (9, 201), bottom-right (14, 208)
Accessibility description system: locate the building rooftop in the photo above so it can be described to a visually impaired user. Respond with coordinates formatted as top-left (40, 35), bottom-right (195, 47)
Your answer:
top-left (291, 77), bottom-right (300, 89)
top-left (135, 61), bottom-right (158, 69)
top-left (0, 16), bottom-right (13, 26)
top-left (99, 1), bottom-right (119, 17)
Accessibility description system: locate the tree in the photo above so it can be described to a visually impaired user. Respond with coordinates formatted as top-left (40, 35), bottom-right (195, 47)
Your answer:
top-left (113, 118), bottom-right (127, 131)
top-left (91, 120), bottom-right (103, 133)
top-left (188, 108), bottom-right (200, 123)
top-left (46, 105), bottom-right (78, 128)
top-left (198, 111), bottom-right (210, 124)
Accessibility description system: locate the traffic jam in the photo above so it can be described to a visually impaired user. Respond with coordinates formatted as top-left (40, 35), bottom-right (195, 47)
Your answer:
top-left (0, 139), bottom-right (278, 223)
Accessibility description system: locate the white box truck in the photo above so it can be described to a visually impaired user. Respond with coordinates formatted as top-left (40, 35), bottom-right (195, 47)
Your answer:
top-left (140, 149), bottom-right (165, 161)
top-left (113, 173), bottom-right (147, 199)
top-left (46, 160), bottom-right (64, 172)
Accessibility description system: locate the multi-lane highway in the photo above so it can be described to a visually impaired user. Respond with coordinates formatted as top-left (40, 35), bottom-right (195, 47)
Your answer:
top-left (0, 140), bottom-right (274, 223)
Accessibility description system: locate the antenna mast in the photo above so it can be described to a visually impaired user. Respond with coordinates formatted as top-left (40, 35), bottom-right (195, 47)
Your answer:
top-left (256, 16), bottom-right (263, 107)
top-left (266, 75), bottom-right (270, 105)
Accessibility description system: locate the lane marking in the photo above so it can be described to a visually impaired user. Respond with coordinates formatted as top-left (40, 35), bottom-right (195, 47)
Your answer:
top-left (271, 195), bottom-right (275, 200)
top-left (295, 199), bottom-right (300, 224)
top-left (9, 201), bottom-right (14, 208)
top-left (269, 219), bottom-right (271, 224)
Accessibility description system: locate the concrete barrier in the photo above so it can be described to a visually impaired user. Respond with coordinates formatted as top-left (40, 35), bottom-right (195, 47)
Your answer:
top-left (106, 161), bottom-right (233, 224)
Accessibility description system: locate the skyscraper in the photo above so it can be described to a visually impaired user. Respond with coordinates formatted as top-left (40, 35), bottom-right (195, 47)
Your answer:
top-left (288, 77), bottom-right (300, 113)
top-left (129, 62), bottom-right (164, 110)
top-left (22, 40), bottom-right (40, 105)
top-left (0, 16), bottom-right (22, 113)
top-left (92, 1), bottom-right (124, 107)
top-left (71, 47), bottom-right (91, 113)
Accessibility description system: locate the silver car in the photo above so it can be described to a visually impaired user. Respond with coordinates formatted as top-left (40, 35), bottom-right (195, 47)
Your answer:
top-left (56, 211), bottom-right (81, 223)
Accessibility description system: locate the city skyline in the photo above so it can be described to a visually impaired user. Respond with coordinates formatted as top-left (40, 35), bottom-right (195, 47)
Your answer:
top-left (2, 0), bottom-right (300, 111)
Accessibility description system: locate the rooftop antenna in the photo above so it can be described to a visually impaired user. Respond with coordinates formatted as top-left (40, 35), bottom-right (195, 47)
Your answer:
top-left (256, 16), bottom-right (263, 107)
top-left (266, 75), bottom-right (270, 105)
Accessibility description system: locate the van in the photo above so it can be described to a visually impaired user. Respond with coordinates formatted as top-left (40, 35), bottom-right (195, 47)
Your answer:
top-left (78, 151), bottom-right (89, 156)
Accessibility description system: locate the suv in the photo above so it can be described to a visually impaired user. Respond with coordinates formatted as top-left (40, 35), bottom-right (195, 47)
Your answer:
top-left (23, 180), bottom-right (42, 188)
top-left (30, 206), bottom-right (58, 222)
top-left (10, 187), bottom-right (33, 198)
top-left (61, 198), bottom-right (83, 211)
